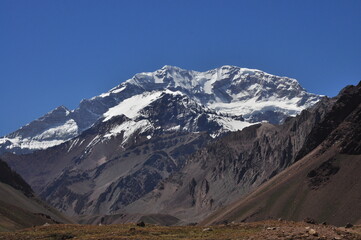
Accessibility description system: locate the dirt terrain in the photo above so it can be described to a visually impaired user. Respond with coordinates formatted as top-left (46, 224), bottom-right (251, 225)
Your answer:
top-left (0, 220), bottom-right (360, 240)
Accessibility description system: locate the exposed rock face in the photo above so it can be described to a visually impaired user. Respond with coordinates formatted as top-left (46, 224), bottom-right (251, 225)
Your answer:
top-left (39, 131), bottom-right (211, 216)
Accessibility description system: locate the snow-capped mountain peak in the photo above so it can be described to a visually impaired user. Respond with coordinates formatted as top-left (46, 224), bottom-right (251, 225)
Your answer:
top-left (0, 65), bottom-right (322, 154)
top-left (122, 65), bottom-right (320, 121)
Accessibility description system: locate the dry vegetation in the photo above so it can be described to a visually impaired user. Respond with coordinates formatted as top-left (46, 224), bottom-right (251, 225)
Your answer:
top-left (0, 220), bottom-right (360, 240)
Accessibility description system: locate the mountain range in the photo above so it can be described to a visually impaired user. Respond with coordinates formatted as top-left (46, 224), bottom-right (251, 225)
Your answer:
top-left (0, 65), bottom-right (320, 154)
top-left (0, 66), bottom-right (320, 218)
top-left (1, 65), bottom-right (359, 229)
top-left (129, 81), bottom-right (361, 226)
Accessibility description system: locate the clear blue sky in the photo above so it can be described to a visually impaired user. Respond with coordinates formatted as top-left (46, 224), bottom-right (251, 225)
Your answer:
top-left (1, 0), bottom-right (360, 136)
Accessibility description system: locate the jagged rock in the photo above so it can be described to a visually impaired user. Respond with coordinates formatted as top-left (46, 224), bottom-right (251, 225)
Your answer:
top-left (304, 217), bottom-right (317, 224)
top-left (345, 223), bottom-right (353, 228)
top-left (136, 221), bottom-right (145, 227)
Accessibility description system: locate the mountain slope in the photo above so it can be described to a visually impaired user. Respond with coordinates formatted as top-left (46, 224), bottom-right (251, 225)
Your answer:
top-left (120, 82), bottom-right (360, 225)
top-left (0, 65), bottom-right (324, 226)
top-left (0, 159), bottom-right (73, 231)
top-left (0, 158), bottom-right (33, 198)
top-left (0, 65), bottom-right (320, 154)
top-left (201, 82), bottom-right (361, 226)
top-left (3, 91), bottom-right (233, 216)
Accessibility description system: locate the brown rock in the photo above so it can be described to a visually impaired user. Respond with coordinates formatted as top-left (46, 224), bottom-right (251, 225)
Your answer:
top-left (309, 228), bottom-right (318, 236)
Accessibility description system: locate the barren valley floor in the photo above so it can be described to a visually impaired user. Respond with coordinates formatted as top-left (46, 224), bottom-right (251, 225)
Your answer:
top-left (0, 220), bottom-right (360, 240)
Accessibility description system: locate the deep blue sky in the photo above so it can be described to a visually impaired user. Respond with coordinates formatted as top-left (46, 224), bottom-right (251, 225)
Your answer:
top-left (1, 0), bottom-right (361, 136)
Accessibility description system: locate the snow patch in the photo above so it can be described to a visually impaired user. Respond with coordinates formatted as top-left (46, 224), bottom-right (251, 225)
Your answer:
top-left (98, 92), bottom-right (111, 98)
top-left (1, 137), bottom-right (65, 150)
top-left (103, 91), bottom-right (164, 121)
top-left (209, 95), bottom-right (308, 118)
top-left (1, 119), bottom-right (78, 151)
top-left (103, 90), bottom-right (183, 122)
top-left (111, 86), bottom-right (126, 94)
top-left (67, 138), bottom-right (79, 152)
top-left (34, 119), bottom-right (78, 141)
top-left (166, 125), bottom-right (181, 131)
top-left (103, 119), bottom-right (153, 145)
top-left (214, 117), bottom-right (254, 131)
top-left (86, 135), bottom-right (101, 149)
top-left (93, 86), bottom-right (126, 99)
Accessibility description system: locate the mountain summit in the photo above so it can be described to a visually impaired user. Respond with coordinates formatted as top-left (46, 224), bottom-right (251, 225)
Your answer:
top-left (128, 65), bottom-right (320, 119)
top-left (0, 65), bottom-right (320, 154)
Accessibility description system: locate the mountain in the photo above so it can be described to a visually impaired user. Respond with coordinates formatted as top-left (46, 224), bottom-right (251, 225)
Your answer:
top-left (1, 65), bottom-right (359, 230)
top-left (0, 65), bottom-right (320, 154)
top-left (0, 158), bottom-right (73, 231)
top-left (0, 93), bottom-right (221, 216)
top-left (121, 82), bottom-right (361, 226)
top-left (0, 65), bottom-right (322, 223)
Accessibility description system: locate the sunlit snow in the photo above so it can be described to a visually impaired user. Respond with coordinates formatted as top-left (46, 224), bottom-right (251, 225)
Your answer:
top-left (103, 119), bottom-right (153, 145)
top-left (0, 119), bottom-right (78, 150)
top-left (103, 90), bottom-right (183, 122)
